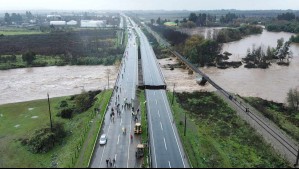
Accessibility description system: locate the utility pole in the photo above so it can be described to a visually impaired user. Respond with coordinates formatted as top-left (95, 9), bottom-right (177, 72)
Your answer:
top-left (47, 93), bottom-right (53, 131)
top-left (295, 148), bottom-right (299, 167)
top-left (184, 111), bottom-right (187, 136)
top-left (172, 83), bottom-right (176, 105)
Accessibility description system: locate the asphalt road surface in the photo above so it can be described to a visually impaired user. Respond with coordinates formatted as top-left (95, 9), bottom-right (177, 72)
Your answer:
top-left (90, 17), bottom-right (141, 168)
top-left (130, 17), bottom-right (189, 168)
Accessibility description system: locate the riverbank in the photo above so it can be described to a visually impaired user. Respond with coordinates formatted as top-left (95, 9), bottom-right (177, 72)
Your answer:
top-left (0, 65), bottom-right (117, 105)
top-left (0, 90), bottom-right (112, 168)
top-left (168, 91), bottom-right (289, 167)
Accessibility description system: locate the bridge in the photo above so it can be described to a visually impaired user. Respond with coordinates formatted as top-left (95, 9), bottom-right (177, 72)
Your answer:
top-left (141, 22), bottom-right (299, 166)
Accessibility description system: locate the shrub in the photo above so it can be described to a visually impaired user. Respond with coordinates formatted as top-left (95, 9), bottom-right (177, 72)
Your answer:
top-left (21, 122), bottom-right (67, 153)
top-left (60, 108), bottom-right (74, 119)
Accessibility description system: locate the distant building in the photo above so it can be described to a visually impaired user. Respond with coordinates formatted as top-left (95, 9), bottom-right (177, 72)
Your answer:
top-left (163, 22), bottom-right (177, 27)
top-left (47, 15), bottom-right (61, 21)
top-left (50, 21), bottom-right (66, 26)
top-left (80, 20), bottom-right (106, 28)
top-left (67, 20), bottom-right (78, 26)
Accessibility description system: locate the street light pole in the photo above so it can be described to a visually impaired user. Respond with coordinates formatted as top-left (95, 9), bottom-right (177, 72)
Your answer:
top-left (172, 83), bottom-right (176, 105)
top-left (47, 93), bottom-right (53, 131)
top-left (184, 111), bottom-right (186, 136)
top-left (295, 148), bottom-right (299, 167)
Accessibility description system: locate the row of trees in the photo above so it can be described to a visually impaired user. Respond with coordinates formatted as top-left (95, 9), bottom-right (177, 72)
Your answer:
top-left (266, 12), bottom-right (299, 33)
top-left (215, 25), bottom-right (263, 43)
top-left (148, 24), bottom-right (189, 45)
top-left (243, 38), bottom-right (292, 68)
top-left (188, 13), bottom-right (216, 27)
top-left (219, 12), bottom-right (238, 24)
top-left (4, 13), bottom-right (23, 24)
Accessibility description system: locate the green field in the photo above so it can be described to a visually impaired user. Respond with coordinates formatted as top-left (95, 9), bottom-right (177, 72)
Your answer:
top-left (0, 90), bottom-right (112, 168)
top-left (168, 91), bottom-right (289, 168)
top-left (0, 30), bottom-right (44, 36)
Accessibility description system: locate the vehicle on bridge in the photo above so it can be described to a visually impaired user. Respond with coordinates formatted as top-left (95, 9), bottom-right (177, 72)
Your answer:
top-left (135, 144), bottom-right (145, 159)
top-left (134, 123), bottom-right (142, 134)
top-left (99, 134), bottom-right (107, 145)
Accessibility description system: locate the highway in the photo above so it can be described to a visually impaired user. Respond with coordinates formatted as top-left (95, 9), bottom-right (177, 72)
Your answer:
top-left (90, 16), bottom-right (140, 168)
top-left (130, 17), bottom-right (189, 168)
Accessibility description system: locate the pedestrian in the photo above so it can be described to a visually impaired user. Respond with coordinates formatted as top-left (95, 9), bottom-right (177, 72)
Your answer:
top-left (112, 158), bottom-right (116, 167)
top-left (109, 160), bottom-right (112, 167)
top-left (130, 134), bottom-right (133, 142)
top-left (106, 159), bottom-right (109, 168)
top-left (108, 158), bottom-right (111, 167)
top-left (137, 108), bottom-right (140, 114)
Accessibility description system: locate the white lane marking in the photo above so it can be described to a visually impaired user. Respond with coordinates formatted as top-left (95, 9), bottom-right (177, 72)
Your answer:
top-left (158, 110), bottom-right (160, 117)
top-left (156, 100), bottom-right (158, 105)
top-left (160, 122), bottom-right (163, 131)
top-left (117, 135), bottom-right (120, 145)
top-left (163, 137), bottom-right (167, 150)
top-left (161, 90), bottom-right (186, 168)
top-left (169, 161), bottom-right (172, 168)
top-left (154, 91), bottom-right (156, 95)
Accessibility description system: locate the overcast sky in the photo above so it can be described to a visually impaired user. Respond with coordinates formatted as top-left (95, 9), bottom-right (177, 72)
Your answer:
top-left (0, 0), bottom-right (298, 11)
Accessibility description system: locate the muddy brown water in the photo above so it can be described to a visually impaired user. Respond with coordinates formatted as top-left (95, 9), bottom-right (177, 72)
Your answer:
top-left (0, 65), bottom-right (117, 105)
top-left (0, 29), bottom-right (298, 104)
top-left (166, 28), bottom-right (299, 103)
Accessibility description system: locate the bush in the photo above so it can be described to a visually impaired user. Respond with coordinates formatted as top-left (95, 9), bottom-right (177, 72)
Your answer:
top-left (59, 100), bottom-right (68, 108)
top-left (21, 122), bottom-right (67, 154)
top-left (60, 108), bottom-right (74, 119)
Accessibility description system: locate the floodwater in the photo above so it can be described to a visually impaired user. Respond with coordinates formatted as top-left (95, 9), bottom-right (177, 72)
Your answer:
top-left (175, 28), bottom-right (299, 103)
top-left (0, 65), bottom-right (117, 105)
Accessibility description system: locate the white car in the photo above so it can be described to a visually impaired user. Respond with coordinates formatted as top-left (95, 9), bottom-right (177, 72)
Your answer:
top-left (99, 134), bottom-right (107, 145)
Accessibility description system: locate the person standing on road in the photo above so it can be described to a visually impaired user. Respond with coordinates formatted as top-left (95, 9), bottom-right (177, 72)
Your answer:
top-left (112, 158), bottom-right (116, 167)
top-left (106, 159), bottom-right (109, 168)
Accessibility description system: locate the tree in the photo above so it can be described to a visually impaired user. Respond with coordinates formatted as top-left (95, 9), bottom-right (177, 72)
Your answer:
top-left (287, 88), bottom-right (299, 111)
top-left (22, 51), bottom-right (36, 65)
top-left (150, 19), bottom-right (155, 25)
top-left (156, 17), bottom-right (161, 25)
top-left (184, 35), bottom-right (221, 66)
top-left (4, 13), bottom-right (11, 24)
top-left (277, 12), bottom-right (295, 21)
top-left (188, 13), bottom-right (198, 23)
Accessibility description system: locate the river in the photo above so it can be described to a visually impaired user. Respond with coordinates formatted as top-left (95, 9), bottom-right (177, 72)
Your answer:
top-left (202, 28), bottom-right (299, 103)
top-left (1, 29), bottom-right (299, 104)
top-left (0, 65), bottom-right (117, 105)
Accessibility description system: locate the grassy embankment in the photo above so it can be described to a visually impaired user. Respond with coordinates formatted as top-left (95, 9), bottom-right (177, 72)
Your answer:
top-left (136, 89), bottom-right (149, 168)
top-left (167, 91), bottom-right (289, 168)
top-left (243, 97), bottom-right (299, 143)
top-left (0, 90), bottom-right (112, 168)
